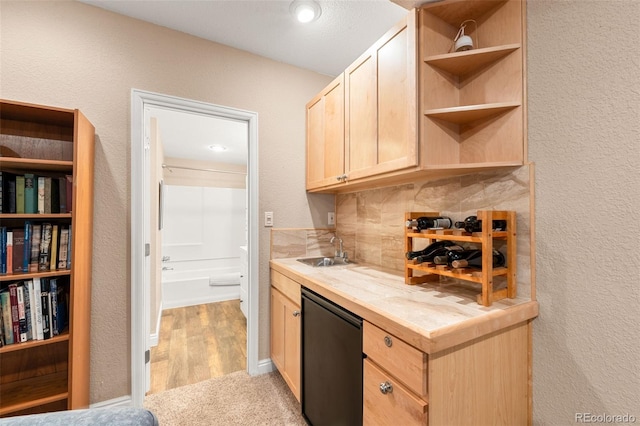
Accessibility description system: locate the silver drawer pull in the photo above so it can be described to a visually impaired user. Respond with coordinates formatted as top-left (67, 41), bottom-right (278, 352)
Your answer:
top-left (384, 335), bottom-right (393, 347)
top-left (292, 310), bottom-right (301, 317)
top-left (379, 381), bottom-right (393, 394)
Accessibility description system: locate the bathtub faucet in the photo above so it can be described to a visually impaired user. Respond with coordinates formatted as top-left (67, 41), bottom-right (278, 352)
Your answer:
top-left (330, 235), bottom-right (347, 260)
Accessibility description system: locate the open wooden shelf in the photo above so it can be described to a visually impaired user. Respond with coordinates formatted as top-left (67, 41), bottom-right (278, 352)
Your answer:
top-left (425, 44), bottom-right (520, 76)
top-left (0, 331), bottom-right (69, 354)
top-left (0, 269), bottom-right (71, 283)
top-left (423, 0), bottom-right (507, 28)
top-left (424, 102), bottom-right (520, 124)
top-left (0, 371), bottom-right (68, 416)
top-left (0, 158), bottom-right (73, 173)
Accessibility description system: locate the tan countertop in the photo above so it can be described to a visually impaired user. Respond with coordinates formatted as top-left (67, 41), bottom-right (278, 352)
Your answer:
top-left (270, 258), bottom-right (538, 354)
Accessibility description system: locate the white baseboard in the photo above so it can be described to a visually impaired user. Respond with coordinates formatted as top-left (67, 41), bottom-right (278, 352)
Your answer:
top-left (90, 395), bottom-right (133, 409)
top-left (149, 301), bottom-right (163, 347)
top-left (256, 358), bottom-right (275, 375)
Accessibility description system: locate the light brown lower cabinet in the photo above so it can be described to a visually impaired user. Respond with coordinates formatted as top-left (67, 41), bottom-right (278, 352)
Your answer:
top-left (364, 320), bottom-right (531, 426)
top-left (270, 271), bottom-right (301, 402)
top-left (270, 269), bottom-right (532, 425)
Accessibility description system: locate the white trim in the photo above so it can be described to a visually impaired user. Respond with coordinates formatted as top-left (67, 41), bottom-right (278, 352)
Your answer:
top-left (149, 300), bottom-right (163, 348)
top-left (90, 395), bottom-right (133, 409)
top-left (258, 358), bottom-right (276, 375)
top-left (131, 89), bottom-right (260, 407)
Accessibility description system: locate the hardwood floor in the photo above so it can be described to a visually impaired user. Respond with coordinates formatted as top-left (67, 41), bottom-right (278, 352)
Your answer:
top-left (147, 299), bottom-right (247, 394)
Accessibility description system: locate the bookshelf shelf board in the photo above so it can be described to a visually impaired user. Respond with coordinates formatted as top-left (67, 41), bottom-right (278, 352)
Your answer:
top-left (0, 269), bottom-right (71, 283)
top-left (425, 44), bottom-right (520, 76)
top-left (0, 371), bottom-right (68, 416)
top-left (0, 158), bottom-right (73, 172)
top-left (0, 331), bottom-right (69, 354)
top-left (424, 102), bottom-right (520, 124)
top-left (0, 213), bottom-right (72, 220)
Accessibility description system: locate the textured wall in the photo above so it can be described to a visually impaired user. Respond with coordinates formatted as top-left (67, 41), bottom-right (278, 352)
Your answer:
top-left (527, 0), bottom-right (640, 423)
top-left (0, 1), bottom-right (333, 403)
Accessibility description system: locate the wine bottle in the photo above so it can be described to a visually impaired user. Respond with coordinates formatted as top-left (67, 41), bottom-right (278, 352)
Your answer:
top-left (453, 216), bottom-right (507, 233)
top-left (450, 249), bottom-right (506, 269)
top-left (406, 216), bottom-right (452, 231)
top-left (406, 240), bottom-right (457, 260)
top-left (414, 244), bottom-right (463, 264)
top-left (431, 245), bottom-right (465, 264)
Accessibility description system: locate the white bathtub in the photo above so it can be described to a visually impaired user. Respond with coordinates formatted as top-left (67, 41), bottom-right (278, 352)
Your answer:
top-left (162, 260), bottom-right (240, 309)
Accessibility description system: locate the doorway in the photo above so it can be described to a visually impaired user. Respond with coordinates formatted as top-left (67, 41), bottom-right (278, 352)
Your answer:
top-left (130, 89), bottom-right (259, 407)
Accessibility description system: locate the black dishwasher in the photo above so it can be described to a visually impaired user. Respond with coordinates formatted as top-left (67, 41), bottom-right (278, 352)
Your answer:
top-left (301, 287), bottom-right (363, 426)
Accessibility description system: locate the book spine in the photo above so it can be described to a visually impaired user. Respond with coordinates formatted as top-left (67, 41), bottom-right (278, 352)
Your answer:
top-left (8, 283), bottom-right (20, 343)
top-left (0, 290), bottom-right (14, 345)
top-left (6, 174), bottom-right (16, 214)
top-left (16, 284), bottom-right (28, 342)
top-left (0, 227), bottom-right (6, 274)
top-left (58, 177), bottom-right (67, 213)
top-left (40, 278), bottom-right (51, 340)
top-left (38, 223), bottom-right (52, 272)
top-left (25, 279), bottom-right (36, 341)
top-left (58, 227), bottom-right (69, 270)
top-left (24, 174), bottom-right (37, 214)
top-left (32, 277), bottom-right (44, 340)
top-left (6, 230), bottom-right (13, 274)
top-left (44, 177), bottom-right (52, 214)
top-left (50, 224), bottom-right (59, 271)
top-left (23, 221), bottom-right (32, 272)
top-left (0, 171), bottom-right (3, 213)
top-left (50, 279), bottom-right (59, 335)
top-left (16, 175), bottom-right (25, 214)
top-left (66, 175), bottom-right (73, 214)
top-left (12, 229), bottom-right (25, 273)
top-left (37, 176), bottom-right (45, 214)
top-left (30, 224), bottom-right (41, 272)
top-left (66, 226), bottom-right (72, 269)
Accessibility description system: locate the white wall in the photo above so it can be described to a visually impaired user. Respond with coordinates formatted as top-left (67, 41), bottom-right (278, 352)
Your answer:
top-left (162, 185), bottom-right (246, 264)
top-left (528, 0), bottom-right (640, 423)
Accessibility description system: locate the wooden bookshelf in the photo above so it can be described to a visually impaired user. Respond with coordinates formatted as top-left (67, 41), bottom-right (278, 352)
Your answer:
top-left (0, 99), bottom-right (94, 417)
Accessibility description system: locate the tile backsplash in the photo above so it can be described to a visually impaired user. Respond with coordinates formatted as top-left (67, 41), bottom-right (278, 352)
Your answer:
top-left (270, 165), bottom-right (533, 299)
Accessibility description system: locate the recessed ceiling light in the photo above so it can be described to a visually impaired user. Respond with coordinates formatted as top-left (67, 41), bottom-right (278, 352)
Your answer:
top-left (290, 0), bottom-right (322, 23)
top-left (208, 144), bottom-right (228, 152)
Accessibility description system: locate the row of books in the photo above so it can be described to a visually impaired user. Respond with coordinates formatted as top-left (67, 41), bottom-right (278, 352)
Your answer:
top-left (0, 171), bottom-right (72, 214)
top-left (0, 277), bottom-right (68, 347)
top-left (0, 222), bottom-right (72, 275)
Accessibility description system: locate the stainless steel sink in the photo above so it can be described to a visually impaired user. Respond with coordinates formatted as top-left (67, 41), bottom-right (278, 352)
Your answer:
top-left (297, 256), bottom-right (354, 267)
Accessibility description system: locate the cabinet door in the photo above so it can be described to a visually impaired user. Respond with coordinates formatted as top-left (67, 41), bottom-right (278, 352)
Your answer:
top-left (270, 287), bottom-right (301, 401)
top-left (306, 74), bottom-right (345, 190)
top-left (345, 11), bottom-right (418, 182)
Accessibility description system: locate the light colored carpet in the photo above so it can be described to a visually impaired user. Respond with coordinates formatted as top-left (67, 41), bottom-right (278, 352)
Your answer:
top-left (144, 370), bottom-right (307, 426)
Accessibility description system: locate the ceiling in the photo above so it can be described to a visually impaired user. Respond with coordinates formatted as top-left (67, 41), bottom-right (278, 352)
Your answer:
top-left (80, 0), bottom-right (409, 165)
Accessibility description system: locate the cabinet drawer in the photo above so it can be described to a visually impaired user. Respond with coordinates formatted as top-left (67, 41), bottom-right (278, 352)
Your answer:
top-left (364, 359), bottom-right (428, 426)
top-left (270, 270), bottom-right (301, 303)
top-left (363, 321), bottom-right (427, 397)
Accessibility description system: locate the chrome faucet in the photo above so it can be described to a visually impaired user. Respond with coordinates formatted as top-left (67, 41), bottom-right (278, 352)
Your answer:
top-left (330, 235), bottom-right (346, 260)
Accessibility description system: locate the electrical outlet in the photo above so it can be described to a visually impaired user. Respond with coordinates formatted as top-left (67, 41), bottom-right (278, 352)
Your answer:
top-left (264, 211), bottom-right (273, 227)
top-left (328, 212), bottom-right (335, 226)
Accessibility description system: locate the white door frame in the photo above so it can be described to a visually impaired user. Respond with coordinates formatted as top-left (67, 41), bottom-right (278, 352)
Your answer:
top-left (130, 89), bottom-right (259, 407)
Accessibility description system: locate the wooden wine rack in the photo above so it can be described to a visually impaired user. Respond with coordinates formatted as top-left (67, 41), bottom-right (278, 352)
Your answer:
top-left (405, 210), bottom-right (517, 306)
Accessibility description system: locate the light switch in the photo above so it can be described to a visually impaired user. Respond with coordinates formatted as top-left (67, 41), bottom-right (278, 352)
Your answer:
top-left (264, 211), bottom-right (274, 227)
top-left (328, 212), bottom-right (335, 226)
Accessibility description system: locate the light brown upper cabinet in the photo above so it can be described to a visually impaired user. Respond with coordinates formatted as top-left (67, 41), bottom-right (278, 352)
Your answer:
top-left (306, 74), bottom-right (345, 190)
top-left (306, 0), bottom-right (526, 193)
top-left (345, 11), bottom-right (418, 183)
